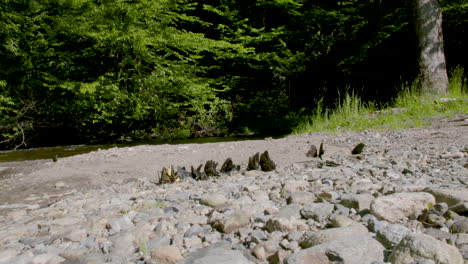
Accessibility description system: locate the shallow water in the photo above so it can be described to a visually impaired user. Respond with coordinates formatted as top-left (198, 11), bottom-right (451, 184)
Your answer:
top-left (0, 136), bottom-right (261, 163)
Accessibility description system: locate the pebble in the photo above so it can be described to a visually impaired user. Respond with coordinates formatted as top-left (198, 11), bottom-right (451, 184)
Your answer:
top-left (2, 126), bottom-right (468, 263)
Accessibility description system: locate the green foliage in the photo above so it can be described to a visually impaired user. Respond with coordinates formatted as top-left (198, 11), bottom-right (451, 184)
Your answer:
top-left (292, 67), bottom-right (468, 135)
top-left (0, 0), bottom-right (466, 149)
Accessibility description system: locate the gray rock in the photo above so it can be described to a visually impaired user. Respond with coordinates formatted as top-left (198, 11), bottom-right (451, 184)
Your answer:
top-left (426, 213), bottom-right (446, 227)
top-left (111, 232), bottom-right (136, 258)
top-left (184, 224), bottom-right (210, 238)
top-left (177, 241), bottom-right (255, 264)
top-left (286, 235), bottom-right (384, 264)
top-left (300, 224), bottom-right (369, 248)
top-left (0, 249), bottom-right (18, 263)
top-left (211, 210), bottom-right (250, 233)
top-left (329, 215), bottom-right (355, 228)
top-left (265, 216), bottom-right (308, 232)
top-left (151, 245), bottom-right (183, 264)
top-left (424, 188), bottom-right (468, 214)
top-left (370, 192), bottom-right (435, 223)
top-left (147, 236), bottom-right (171, 251)
top-left (450, 218), bottom-right (468, 234)
top-left (425, 228), bottom-right (452, 242)
top-left (282, 180), bottom-right (308, 193)
top-left (388, 233), bottom-right (463, 264)
top-left (375, 222), bottom-right (412, 249)
top-left (332, 203), bottom-right (350, 218)
top-left (276, 204), bottom-right (303, 219)
top-left (200, 193), bottom-right (228, 207)
top-left (184, 237), bottom-right (203, 249)
top-left (300, 203), bottom-right (334, 223)
top-left (340, 193), bottom-right (374, 211)
top-left (457, 244), bottom-right (468, 262)
top-left (432, 202), bottom-right (449, 216)
top-left (243, 170), bottom-right (263, 177)
top-left (32, 253), bottom-right (66, 264)
top-left (451, 233), bottom-right (468, 246)
top-left (287, 191), bottom-right (316, 205)
top-left (246, 230), bottom-right (267, 243)
top-left (166, 191), bottom-right (192, 202)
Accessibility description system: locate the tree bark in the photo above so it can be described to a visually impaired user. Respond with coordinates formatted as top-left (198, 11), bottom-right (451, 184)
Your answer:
top-left (414, 0), bottom-right (449, 95)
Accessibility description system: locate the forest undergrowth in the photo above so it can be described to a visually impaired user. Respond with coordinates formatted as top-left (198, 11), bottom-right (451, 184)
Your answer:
top-left (292, 67), bottom-right (468, 135)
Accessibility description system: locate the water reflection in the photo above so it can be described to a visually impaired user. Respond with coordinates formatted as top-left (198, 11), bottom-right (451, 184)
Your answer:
top-left (0, 136), bottom-right (262, 163)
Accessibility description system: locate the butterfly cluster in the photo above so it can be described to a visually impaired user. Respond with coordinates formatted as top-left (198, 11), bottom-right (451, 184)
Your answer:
top-left (159, 150), bottom-right (276, 184)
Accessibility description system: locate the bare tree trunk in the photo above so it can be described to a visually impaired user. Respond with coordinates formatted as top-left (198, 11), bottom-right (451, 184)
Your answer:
top-left (414, 0), bottom-right (449, 95)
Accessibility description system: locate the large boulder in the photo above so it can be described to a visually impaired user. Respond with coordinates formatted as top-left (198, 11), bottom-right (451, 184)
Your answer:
top-left (177, 241), bottom-right (255, 264)
top-left (300, 224), bottom-right (369, 248)
top-left (370, 192), bottom-right (435, 223)
top-left (388, 233), bottom-right (463, 264)
top-left (286, 235), bottom-right (384, 264)
top-left (424, 188), bottom-right (468, 214)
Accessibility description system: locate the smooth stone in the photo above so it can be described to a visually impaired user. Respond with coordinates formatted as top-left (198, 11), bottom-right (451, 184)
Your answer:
top-left (54, 181), bottom-right (66, 188)
top-left (252, 245), bottom-right (267, 261)
top-left (300, 224), bottom-right (369, 248)
top-left (300, 203), bottom-right (334, 223)
top-left (249, 190), bottom-right (270, 202)
top-left (247, 230), bottom-right (268, 243)
top-left (147, 236), bottom-right (171, 251)
top-left (64, 229), bottom-right (87, 242)
top-left (458, 244), bottom-right (468, 261)
top-left (276, 204), bottom-right (303, 219)
top-left (450, 218), bottom-right (468, 234)
top-left (388, 233), bottom-right (463, 264)
top-left (200, 193), bottom-right (228, 207)
top-left (282, 180), bottom-right (308, 193)
top-left (340, 193), bottom-right (374, 211)
top-left (151, 245), bottom-right (183, 264)
top-left (0, 248), bottom-right (18, 262)
top-left (370, 192), bottom-right (436, 223)
top-left (424, 188), bottom-right (468, 213)
top-left (178, 241), bottom-right (255, 264)
top-left (265, 217), bottom-right (308, 232)
top-left (183, 237), bottom-right (203, 249)
top-left (286, 235), bottom-right (384, 264)
top-left (425, 228), bottom-right (452, 241)
top-left (452, 233), bottom-right (468, 246)
top-left (243, 170), bottom-right (263, 177)
top-left (111, 232), bottom-right (135, 257)
top-left (32, 253), bottom-right (66, 264)
top-left (184, 224), bottom-right (210, 238)
top-left (287, 191), bottom-right (316, 205)
top-left (211, 210), bottom-right (250, 233)
top-left (50, 216), bottom-right (82, 226)
top-left (329, 215), bottom-right (355, 228)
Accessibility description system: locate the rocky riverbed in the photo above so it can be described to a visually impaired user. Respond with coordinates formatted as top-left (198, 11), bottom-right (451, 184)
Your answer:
top-left (1, 115), bottom-right (468, 264)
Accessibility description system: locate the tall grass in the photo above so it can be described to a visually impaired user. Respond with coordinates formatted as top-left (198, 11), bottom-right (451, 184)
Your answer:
top-left (292, 67), bottom-right (468, 135)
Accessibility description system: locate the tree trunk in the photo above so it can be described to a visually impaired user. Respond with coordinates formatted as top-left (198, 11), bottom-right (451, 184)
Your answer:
top-left (414, 0), bottom-right (449, 95)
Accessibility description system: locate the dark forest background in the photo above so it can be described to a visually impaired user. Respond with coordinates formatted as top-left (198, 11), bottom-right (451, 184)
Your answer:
top-left (0, 0), bottom-right (466, 149)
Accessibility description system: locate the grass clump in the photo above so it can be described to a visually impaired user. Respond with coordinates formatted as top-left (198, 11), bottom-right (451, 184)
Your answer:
top-left (293, 67), bottom-right (468, 135)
